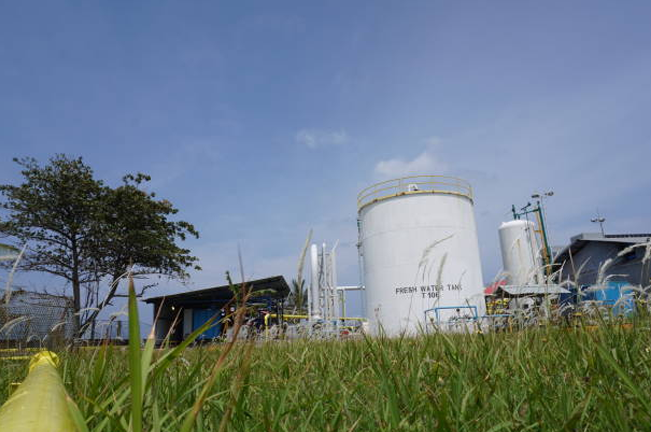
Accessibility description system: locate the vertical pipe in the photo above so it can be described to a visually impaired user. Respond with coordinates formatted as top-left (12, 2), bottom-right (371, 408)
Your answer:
top-left (323, 252), bottom-right (330, 321)
top-left (310, 244), bottom-right (320, 320)
top-left (331, 244), bottom-right (339, 321)
top-left (357, 218), bottom-right (367, 320)
top-left (306, 276), bottom-right (311, 323)
top-left (535, 202), bottom-right (552, 276)
top-left (537, 203), bottom-right (552, 267)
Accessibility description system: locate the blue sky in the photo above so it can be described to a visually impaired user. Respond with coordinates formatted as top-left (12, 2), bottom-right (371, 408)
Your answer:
top-left (2, 1), bottom-right (651, 318)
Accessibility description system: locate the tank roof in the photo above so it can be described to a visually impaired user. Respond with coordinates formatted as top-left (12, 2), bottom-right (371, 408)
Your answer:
top-left (357, 175), bottom-right (473, 211)
top-left (499, 219), bottom-right (533, 228)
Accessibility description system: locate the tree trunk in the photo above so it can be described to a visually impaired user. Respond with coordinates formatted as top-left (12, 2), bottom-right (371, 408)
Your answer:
top-left (79, 274), bottom-right (122, 337)
top-left (71, 238), bottom-right (82, 339)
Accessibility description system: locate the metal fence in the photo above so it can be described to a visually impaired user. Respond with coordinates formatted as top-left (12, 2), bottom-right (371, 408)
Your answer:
top-left (0, 290), bottom-right (75, 344)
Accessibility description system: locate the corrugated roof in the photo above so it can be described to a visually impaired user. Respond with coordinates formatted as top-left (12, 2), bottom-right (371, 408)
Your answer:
top-left (484, 279), bottom-right (506, 295)
top-left (143, 275), bottom-right (290, 305)
top-left (495, 285), bottom-right (570, 296)
top-left (554, 232), bottom-right (651, 265)
top-left (570, 232), bottom-right (651, 243)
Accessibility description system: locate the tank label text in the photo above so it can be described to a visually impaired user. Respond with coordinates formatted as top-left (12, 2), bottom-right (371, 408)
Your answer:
top-left (394, 284), bottom-right (462, 298)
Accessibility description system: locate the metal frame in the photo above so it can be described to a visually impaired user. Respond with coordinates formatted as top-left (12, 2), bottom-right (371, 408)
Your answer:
top-left (424, 305), bottom-right (479, 326)
top-left (357, 175), bottom-right (473, 211)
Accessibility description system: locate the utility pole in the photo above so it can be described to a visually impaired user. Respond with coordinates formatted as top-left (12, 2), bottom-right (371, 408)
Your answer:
top-left (511, 190), bottom-right (554, 276)
top-left (591, 210), bottom-right (606, 236)
top-left (531, 191), bottom-right (554, 273)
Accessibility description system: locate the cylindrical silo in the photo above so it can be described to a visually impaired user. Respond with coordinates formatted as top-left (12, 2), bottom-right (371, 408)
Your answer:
top-left (357, 176), bottom-right (485, 335)
top-left (498, 220), bottom-right (542, 285)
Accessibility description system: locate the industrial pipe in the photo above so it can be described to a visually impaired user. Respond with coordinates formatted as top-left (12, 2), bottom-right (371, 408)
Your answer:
top-left (310, 244), bottom-right (320, 320)
top-left (263, 313), bottom-right (366, 339)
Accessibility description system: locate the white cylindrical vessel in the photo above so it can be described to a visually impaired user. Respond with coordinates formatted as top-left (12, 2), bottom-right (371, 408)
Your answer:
top-left (357, 176), bottom-right (485, 335)
top-left (310, 244), bottom-right (321, 319)
top-left (498, 220), bottom-right (542, 285)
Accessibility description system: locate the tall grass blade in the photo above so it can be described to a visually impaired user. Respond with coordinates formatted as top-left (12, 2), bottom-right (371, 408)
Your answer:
top-left (127, 274), bottom-right (142, 432)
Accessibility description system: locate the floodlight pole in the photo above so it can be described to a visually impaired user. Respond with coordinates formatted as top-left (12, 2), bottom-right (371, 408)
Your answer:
top-left (591, 212), bottom-right (606, 236)
top-left (512, 191), bottom-right (554, 276)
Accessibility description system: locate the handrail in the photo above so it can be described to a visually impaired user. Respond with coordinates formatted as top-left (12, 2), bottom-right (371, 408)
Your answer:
top-left (424, 305), bottom-right (479, 326)
top-left (0, 351), bottom-right (83, 431)
top-left (357, 175), bottom-right (473, 211)
top-left (263, 313), bottom-right (366, 339)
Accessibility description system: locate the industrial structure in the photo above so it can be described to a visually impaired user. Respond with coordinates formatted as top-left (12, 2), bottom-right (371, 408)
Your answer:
top-left (3, 175), bottom-right (649, 348)
top-left (141, 187), bottom-right (649, 339)
top-left (356, 175), bottom-right (485, 334)
top-left (308, 242), bottom-right (342, 321)
top-left (484, 194), bottom-right (568, 317)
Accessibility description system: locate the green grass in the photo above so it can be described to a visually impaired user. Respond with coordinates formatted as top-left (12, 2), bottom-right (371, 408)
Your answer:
top-left (3, 276), bottom-right (651, 431)
top-left (3, 322), bottom-right (651, 431)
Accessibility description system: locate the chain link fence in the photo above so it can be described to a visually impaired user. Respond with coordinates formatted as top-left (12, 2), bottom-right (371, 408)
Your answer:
top-left (0, 290), bottom-right (75, 348)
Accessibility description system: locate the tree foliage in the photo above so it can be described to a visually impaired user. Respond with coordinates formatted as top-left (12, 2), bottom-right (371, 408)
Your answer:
top-left (100, 173), bottom-right (200, 280)
top-left (287, 278), bottom-right (308, 313)
top-left (288, 230), bottom-right (312, 314)
top-left (0, 155), bottom-right (200, 335)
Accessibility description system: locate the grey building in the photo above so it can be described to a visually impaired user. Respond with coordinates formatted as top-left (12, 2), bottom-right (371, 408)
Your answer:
top-left (554, 233), bottom-right (651, 287)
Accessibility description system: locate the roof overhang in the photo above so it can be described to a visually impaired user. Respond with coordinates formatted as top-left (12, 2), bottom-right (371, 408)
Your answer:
top-left (554, 233), bottom-right (651, 266)
top-left (144, 275), bottom-right (290, 307)
top-left (494, 284), bottom-right (570, 297)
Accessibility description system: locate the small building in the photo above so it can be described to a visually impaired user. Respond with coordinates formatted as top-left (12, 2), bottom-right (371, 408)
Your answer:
top-left (554, 232), bottom-right (651, 287)
top-left (144, 275), bottom-right (290, 344)
top-left (553, 233), bottom-right (650, 316)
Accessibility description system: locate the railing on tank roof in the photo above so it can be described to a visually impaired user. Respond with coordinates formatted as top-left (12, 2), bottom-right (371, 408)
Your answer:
top-left (357, 175), bottom-right (473, 211)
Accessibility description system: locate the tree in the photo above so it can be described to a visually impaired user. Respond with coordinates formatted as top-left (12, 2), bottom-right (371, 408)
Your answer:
top-left (0, 155), bottom-right (199, 337)
top-left (287, 229), bottom-right (312, 314)
top-left (80, 173), bottom-right (200, 334)
top-left (287, 278), bottom-right (308, 313)
top-left (0, 156), bottom-right (107, 333)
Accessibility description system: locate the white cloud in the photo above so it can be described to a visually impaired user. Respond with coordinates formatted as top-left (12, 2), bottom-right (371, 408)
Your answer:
top-left (295, 129), bottom-right (349, 149)
top-left (374, 145), bottom-right (447, 178)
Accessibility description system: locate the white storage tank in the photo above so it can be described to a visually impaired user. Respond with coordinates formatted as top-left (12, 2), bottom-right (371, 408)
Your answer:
top-left (357, 176), bottom-right (485, 335)
top-left (498, 220), bottom-right (542, 285)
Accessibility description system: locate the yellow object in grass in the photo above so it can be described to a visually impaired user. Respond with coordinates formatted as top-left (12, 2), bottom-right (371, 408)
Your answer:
top-left (0, 350), bottom-right (80, 432)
